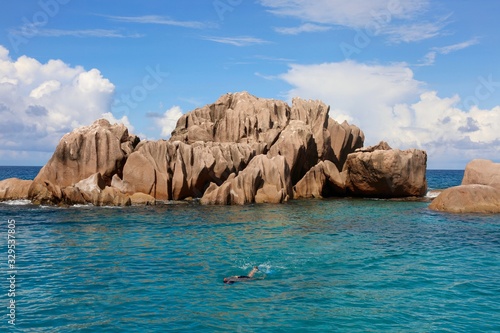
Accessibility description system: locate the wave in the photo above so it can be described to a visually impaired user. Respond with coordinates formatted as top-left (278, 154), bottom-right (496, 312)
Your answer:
top-left (1, 199), bottom-right (32, 206)
top-left (426, 190), bottom-right (442, 199)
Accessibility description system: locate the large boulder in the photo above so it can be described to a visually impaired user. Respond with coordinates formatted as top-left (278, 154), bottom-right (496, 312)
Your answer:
top-left (344, 144), bottom-right (427, 197)
top-left (34, 119), bottom-right (138, 187)
top-left (429, 185), bottom-right (500, 214)
top-left (200, 155), bottom-right (292, 205)
top-left (293, 160), bottom-right (346, 199)
top-left (462, 159), bottom-right (500, 189)
top-left (0, 178), bottom-right (33, 200)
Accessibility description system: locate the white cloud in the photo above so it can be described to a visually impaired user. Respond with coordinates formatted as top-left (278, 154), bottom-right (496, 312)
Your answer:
top-left (259, 0), bottom-right (448, 43)
top-left (434, 38), bottom-right (480, 55)
top-left (107, 15), bottom-right (213, 29)
top-left (0, 45), bottom-right (134, 163)
top-left (29, 80), bottom-right (61, 99)
top-left (202, 36), bottom-right (270, 47)
top-left (281, 61), bottom-right (423, 126)
top-left (260, 0), bottom-right (426, 27)
top-left (383, 20), bottom-right (447, 43)
top-left (10, 28), bottom-right (143, 38)
top-left (420, 38), bottom-right (480, 66)
top-left (101, 112), bottom-right (135, 133)
top-left (280, 60), bottom-right (500, 168)
top-left (275, 23), bottom-right (332, 35)
top-left (159, 106), bottom-right (184, 137)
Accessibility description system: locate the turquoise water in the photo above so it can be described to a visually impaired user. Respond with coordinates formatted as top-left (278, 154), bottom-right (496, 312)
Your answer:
top-left (1, 169), bottom-right (499, 332)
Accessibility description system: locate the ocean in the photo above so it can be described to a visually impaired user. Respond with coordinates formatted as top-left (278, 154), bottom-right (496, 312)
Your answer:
top-left (0, 167), bottom-right (499, 332)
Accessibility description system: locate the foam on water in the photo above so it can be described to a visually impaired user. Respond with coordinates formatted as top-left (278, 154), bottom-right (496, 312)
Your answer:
top-left (425, 190), bottom-right (442, 198)
top-left (1, 199), bottom-right (32, 205)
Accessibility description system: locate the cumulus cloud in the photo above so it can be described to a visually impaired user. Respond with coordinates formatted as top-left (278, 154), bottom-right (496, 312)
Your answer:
top-left (280, 60), bottom-right (500, 168)
top-left (158, 106), bottom-right (184, 138)
top-left (259, 0), bottom-right (448, 42)
top-left (0, 45), bottom-right (123, 164)
top-left (101, 112), bottom-right (134, 133)
top-left (281, 61), bottom-right (423, 124)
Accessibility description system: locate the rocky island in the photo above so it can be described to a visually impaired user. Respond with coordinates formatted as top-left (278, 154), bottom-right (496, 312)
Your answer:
top-left (0, 92), bottom-right (428, 206)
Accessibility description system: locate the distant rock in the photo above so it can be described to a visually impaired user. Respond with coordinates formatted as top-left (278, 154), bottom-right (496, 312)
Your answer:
top-left (429, 159), bottom-right (500, 214)
top-left (344, 147), bottom-right (428, 197)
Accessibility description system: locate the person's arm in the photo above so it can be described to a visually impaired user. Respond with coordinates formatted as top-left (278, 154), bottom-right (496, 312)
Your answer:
top-left (248, 266), bottom-right (259, 278)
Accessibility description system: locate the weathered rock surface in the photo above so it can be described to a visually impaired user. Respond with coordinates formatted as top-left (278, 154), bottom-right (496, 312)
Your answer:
top-left (293, 160), bottom-right (346, 199)
top-left (2, 92), bottom-right (430, 206)
top-left (327, 119), bottom-right (365, 170)
top-left (171, 92), bottom-right (291, 145)
top-left (267, 120), bottom-right (318, 184)
top-left (461, 159), bottom-right (500, 189)
top-left (0, 178), bottom-right (33, 201)
top-left (344, 145), bottom-right (427, 197)
top-left (201, 155), bottom-right (291, 205)
top-left (130, 193), bottom-right (156, 206)
top-left (28, 180), bottom-right (62, 205)
top-left (429, 159), bottom-right (500, 214)
top-left (35, 119), bottom-right (138, 187)
top-left (429, 184), bottom-right (500, 214)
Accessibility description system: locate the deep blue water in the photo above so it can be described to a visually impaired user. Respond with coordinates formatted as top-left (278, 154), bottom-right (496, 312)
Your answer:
top-left (1, 168), bottom-right (499, 332)
top-left (0, 166), bottom-right (42, 181)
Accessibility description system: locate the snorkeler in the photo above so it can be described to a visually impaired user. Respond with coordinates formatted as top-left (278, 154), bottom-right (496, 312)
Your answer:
top-left (223, 266), bottom-right (260, 284)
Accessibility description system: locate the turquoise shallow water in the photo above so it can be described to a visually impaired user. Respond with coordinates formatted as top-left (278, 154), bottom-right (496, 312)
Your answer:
top-left (0, 169), bottom-right (499, 332)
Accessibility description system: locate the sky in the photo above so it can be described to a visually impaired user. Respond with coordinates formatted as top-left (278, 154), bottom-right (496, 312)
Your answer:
top-left (0, 0), bottom-right (499, 169)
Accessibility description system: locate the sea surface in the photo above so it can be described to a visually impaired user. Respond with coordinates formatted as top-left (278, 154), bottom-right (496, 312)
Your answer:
top-left (0, 168), bottom-right (499, 332)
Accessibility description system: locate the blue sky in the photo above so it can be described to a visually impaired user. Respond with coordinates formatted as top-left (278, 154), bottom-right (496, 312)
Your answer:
top-left (0, 0), bottom-right (499, 168)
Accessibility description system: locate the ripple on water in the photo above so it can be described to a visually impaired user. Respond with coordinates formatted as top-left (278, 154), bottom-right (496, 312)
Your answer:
top-left (0, 198), bottom-right (499, 332)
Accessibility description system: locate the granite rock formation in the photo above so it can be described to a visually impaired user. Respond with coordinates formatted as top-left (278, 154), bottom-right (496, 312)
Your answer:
top-left (0, 92), bottom-right (429, 206)
top-left (429, 159), bottom-right (500, 213)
